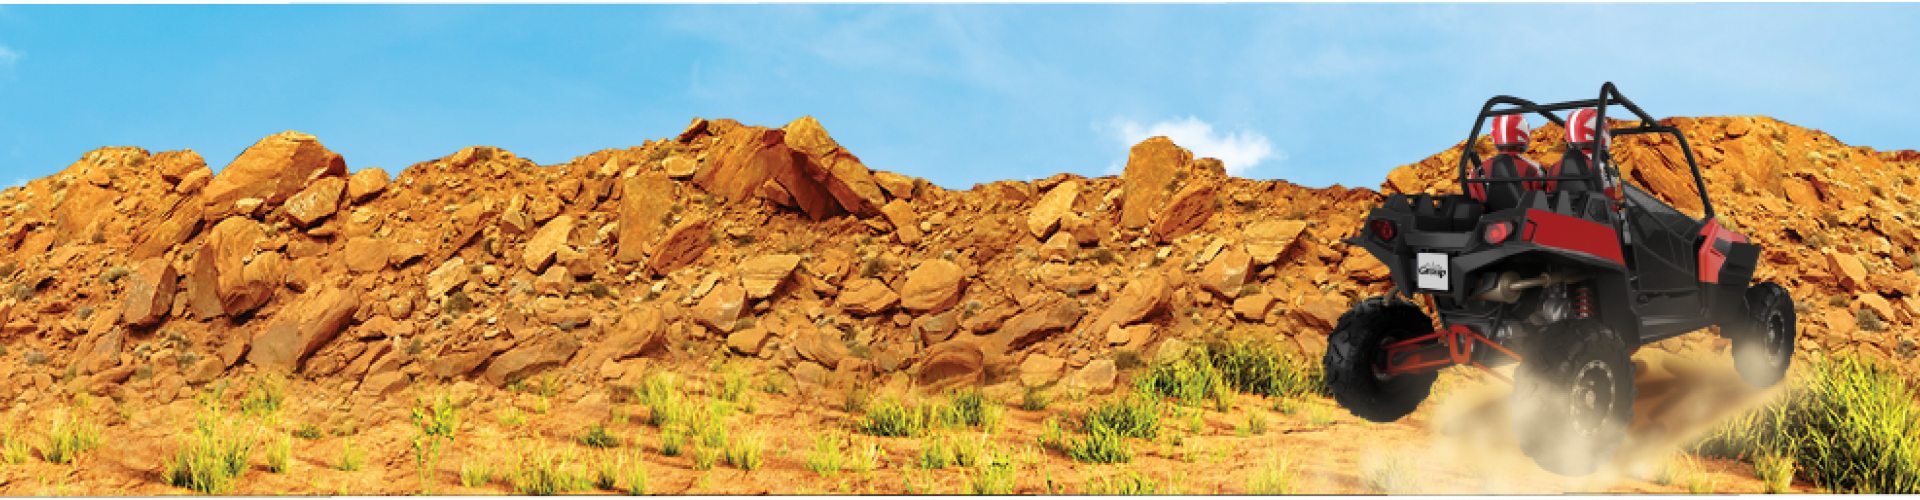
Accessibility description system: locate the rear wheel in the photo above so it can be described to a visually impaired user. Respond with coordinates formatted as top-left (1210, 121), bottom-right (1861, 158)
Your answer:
top-left (1323, 296), bottom-right (1440, 423)
top-left (1731, 282), bottom-right (1796, 388)
top-left (1511, 318), bottom-right (1635, 476)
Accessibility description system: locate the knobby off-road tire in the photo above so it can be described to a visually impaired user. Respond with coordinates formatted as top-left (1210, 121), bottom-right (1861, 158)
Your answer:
top-left (1323, 296), bottom-right (1440, 423)
top-left (1510, 318), bottom-right (1635, 476)
top-left (1731, 282), bottom-right (1796, 388)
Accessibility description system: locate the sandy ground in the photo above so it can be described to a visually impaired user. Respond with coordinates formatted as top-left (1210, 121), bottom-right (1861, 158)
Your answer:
top-left (0, 331), bottom-right (1814, 495)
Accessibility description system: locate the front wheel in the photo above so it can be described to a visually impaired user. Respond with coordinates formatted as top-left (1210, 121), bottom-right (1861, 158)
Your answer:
top-left (1731, 282), bottom-right (1796, 388)
top-left (1511, 318), bottom-right (1635, 476)
top-left (1323, 296), bottom-right (1440, 423)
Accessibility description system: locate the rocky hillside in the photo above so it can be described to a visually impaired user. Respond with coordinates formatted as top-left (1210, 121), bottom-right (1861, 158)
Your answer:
top-left (0, 113), bottom-right (1915, 410)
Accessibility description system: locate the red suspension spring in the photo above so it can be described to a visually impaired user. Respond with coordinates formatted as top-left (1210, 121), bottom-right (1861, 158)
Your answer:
top-left (1573, 286), bottom-right (1594, 319)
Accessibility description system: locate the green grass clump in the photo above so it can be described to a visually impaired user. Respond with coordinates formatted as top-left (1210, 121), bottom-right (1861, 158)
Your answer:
top-left (690, 445), bottom-right (721, 471)
top-left (1084, 469), bottom-right (1162, 495)
top-left (594, 454), bottom-right (621, 490)
top-left (859, 397), bottom-right (931, 437)
top-left (2, 434), bottom-right (31, 464)
top-left (162, 411), bottom-right (257, 493)
top-left (619, 452), bottom-right (648, 495)
top-left (1135, 348), bottom-right (1225, 405)
top-left (1248, 456), bottom-right (1295, 494)
top-left (265, 435), bottom-right (292, 474)
top-left (920, 435), bottom-right (954, 469)
top-left (723, 434), bottom-right (764, 470)
top-left (1306, 403), bottom-right (1337, 426)
top-left (659, 428), bottom-right (687, 457)
top-left (847, 440), bottom-right (880, 474)
top-left (500, 407), bottom-right (528, 427)
top-left (1021, 385), bottom-right (1052, 411)
top-left (41, 412), bottom-right (104, 464)
top-left (715, 368), bottom-right (749, 403)
top-left (411, 394), bottom-right (462, 438)
top-left (238, 372), bottom-right (287, 418)
top-left (1687, 354), bottom-right (1919, 493)
top-left (1239, 411), bottom-right (1269, 437)
top-left (512, 447), bottom-right (591, 495)
top-left (1085, 393), bottom-right (1162, 439)
top-left (644, 391), bottom-right (694, 429)
top-left (340, 439), bottom-right (365, 471)
top-left (461, 458), bottom-right (494, 487)
top-left (579, 424), bottom-right (622, 448)
top-left (292, 424), bottom-right (324, 440)
top-left (806, 433), bottom-right (846, 476)
top-left (948, 390), bottom-right (1008, 432)
top-left (1756, 453), bottom-right (1795, 494)
top-left (1065, 423), bottom-right (1132, 464)
top-left (968, 462), bottom-right (1018, 494)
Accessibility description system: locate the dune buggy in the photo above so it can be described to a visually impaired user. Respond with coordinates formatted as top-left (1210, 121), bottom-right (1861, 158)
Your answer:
top-left (1325, 83), bottom-right (1798, 475)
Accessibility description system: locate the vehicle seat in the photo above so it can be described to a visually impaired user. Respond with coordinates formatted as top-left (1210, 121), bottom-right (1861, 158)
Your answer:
top-left (1469, 114), bottom-right (1546, 211)
top-left (1549, 108), bottom-right (1605, 193)
top-left (1469, 153), bottom-right (1546, 211)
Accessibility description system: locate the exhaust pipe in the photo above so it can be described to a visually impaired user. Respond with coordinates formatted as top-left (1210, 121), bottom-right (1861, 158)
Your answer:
top-left (1470, 270), bottom-right (1591, 303)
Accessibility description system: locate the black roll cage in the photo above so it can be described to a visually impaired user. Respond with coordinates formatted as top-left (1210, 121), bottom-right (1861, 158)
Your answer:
top-left (1455, 82), bottom-right (1713, 220)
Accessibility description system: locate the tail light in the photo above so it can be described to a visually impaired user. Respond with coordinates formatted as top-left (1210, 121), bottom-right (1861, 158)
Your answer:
top-left (1483, 221), bottom-right (1513, 245)
top-left (1370, 219), bottom-right (1395, 241)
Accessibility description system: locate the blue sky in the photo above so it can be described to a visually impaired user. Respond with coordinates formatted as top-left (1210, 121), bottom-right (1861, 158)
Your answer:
top-left (1, 4), bottom-right (1916, 192)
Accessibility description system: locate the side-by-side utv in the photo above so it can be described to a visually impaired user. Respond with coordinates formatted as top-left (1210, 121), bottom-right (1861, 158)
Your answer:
top-left (1325, 83), bottom-right (1798, 476)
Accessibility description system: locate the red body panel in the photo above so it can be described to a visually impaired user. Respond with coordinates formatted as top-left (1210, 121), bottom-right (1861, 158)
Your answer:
top-left (1697, 219), bottom-right (1749, 283)
top-left (1523, 209), bottom-right (1626, 265)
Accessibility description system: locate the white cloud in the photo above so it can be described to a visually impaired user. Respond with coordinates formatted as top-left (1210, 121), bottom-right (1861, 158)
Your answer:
top-left (1106, 116), bottom-right (1280, 177)
top-left (0, 45), bottom-right (16, 68)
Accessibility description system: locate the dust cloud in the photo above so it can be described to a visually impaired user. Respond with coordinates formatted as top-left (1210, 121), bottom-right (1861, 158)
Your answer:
top-left (1403, 348), bottom-right (1788, 493)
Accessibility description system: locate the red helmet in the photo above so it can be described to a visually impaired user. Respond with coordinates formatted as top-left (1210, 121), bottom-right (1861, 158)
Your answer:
top-left (1566, 108), bottom-right (1609, 150)
top-left (1490, 114), bottom-right (1531, 153)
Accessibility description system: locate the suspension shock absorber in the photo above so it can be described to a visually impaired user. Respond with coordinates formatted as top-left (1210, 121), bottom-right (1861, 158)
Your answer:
top-left (1573, 285), bottom-right (1594, 319)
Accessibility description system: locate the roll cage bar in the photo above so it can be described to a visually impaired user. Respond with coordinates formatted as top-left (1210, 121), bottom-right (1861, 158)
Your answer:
top-left (1455, 82), bottom-right (1713, 220)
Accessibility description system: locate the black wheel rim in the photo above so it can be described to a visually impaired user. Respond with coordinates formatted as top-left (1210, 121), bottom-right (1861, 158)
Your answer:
top-left (1568, 359), bottom-right (1617, 436)
top-left (1765, 310), bottom-right (1791, 369)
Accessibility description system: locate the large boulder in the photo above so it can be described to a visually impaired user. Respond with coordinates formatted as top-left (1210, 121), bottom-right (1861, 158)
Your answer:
top-left (200, 131), bottom-right (348, 221)
top-left (839, 278), bottom-right (901, 316)
top-left (483, 332), bottom-right (583, 386)
top-left (647, 216), bottom-right (713, 277)
top-left (283, 176), bottom-right (347, 228)
top-left (246, 286), bottom-right (360, 372)
top-left (1151, 179), bottom-right (1219, 243)
top-left (689, 124), bottom-right (842, 221)
top-left (523, 215), bottom-right (577, 273)
top-left (131, 198), bottom-right (204, 261)
top-left (739, 254), bottom-right (803, 300)
top-left (1120, 137), bottom-right (1219, 229)
top-left (1088, 271), bottom-right (1170, 334)
top-left (206, 216), bottom-right (276, 317)
top-left (346, 167), bottom-right (389, 203)
top-left (1244, 220), bottom-right (1309, 265)
top-left (693, 281), bottom-right (747, 333)
top-left (1027, 180), bottom-right (1081, 239)
top-left (121, 257), bottom-right (178, 327)
top-left (616, 174), bottom-right (676, 263)
top-left (899, 259), bottom-right (966, 314)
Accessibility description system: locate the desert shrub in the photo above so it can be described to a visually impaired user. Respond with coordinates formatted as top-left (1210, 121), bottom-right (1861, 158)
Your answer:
top-left (1135, 349), bottom-right (1224, 405)
top-left (806, 433), bottom-right (845, 476)
top-left (411, 394), bottom-right (461, 438)
top-left (1856, 308), bottom-right (1886, 332)
top-left (1086, 393), bottom-right (1161, 439)
top-left (948, 389), bottom-right (1007, 432)
top-left (1205, 331), bottom-right (1328, 398)
top-left (858, 397), bottom-right (930, 437)
top-left (1065, 423), bottom-right (1132, 464)
top-left (1248, 456), bottom-right (1295, 494)
top-left (238, 373), bottom-right (287, 418)
top-left (579, 423), bottom-right (621, 448)
top-left (162, 411), bottom-right (256, 493)
top-left (265, 435), bottom-right (292, 474)
top-left (97, 266), bottom-right (131, 285)
top-left (512, 447), bottom-right (591, 495)
top-left (41, 412), bottom-right (103, 464)
top-left (1688, 354), bottom-right (1919, 493)
top-left (1083, 469), bottom-right (1160, 494)
top-left (443, 290), bottom-right (474, 317)
top-left (461, 458), bottom-right (494, 487)
top-left (723, 434), bottom-right (764, 470)
top-left (1021, 385), bottom-right (1052, 411)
